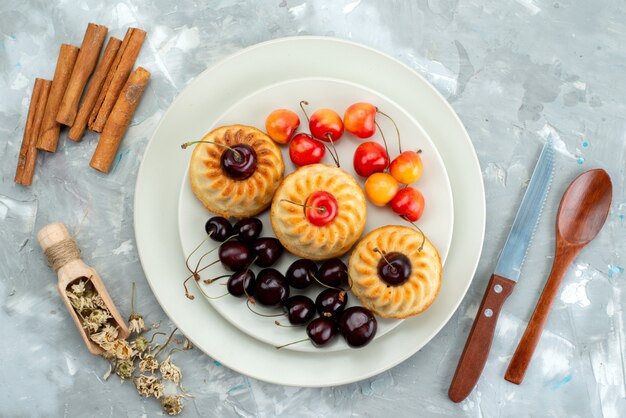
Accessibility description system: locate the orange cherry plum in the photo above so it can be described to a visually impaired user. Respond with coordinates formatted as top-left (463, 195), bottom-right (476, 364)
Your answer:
top-left (389, 151), bottom-right (423, 184)
top-left (309, 108), bottom-right (344, 142)
top-left (265, 109), bottom-right (300, 144)
top-left (364, 173), bottom-right (398, 206)
top-left (344, 102), bottom-right (377, 138)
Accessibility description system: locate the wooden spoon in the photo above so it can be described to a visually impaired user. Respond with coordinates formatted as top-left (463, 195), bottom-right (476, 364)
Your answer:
top-left (505, 169), bottom-right (612, 384)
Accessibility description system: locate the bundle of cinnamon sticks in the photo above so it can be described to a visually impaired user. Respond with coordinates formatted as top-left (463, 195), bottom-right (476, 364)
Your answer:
top-left (14, 23), bottom-right (151, 186)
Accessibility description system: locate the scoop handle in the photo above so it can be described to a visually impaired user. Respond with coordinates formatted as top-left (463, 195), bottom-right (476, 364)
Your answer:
top-left (448, 274), bottom-right (516, 402)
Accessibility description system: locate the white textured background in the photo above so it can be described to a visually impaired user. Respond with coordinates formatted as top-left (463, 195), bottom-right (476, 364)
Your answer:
top-left (1, 0), bottom-right (625, 416)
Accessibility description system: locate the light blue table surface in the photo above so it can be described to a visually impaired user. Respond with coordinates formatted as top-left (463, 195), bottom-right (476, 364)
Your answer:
top-left (1, 1), bottom-right (625, 416)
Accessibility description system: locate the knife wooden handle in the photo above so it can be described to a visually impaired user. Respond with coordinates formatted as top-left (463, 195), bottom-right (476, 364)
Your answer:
top-left (448, 274), bottom-right (516, 402)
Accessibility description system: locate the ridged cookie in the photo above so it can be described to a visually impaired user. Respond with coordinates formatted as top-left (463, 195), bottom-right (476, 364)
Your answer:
top-left (189, 125), bottom-right (284, 218)
top-left (270, 164), bottom-right (366, 260)
top-left (348, 225), bottom-right (442, 318)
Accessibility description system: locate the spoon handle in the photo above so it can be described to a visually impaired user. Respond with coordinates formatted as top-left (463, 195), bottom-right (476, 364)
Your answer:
top-left (505, 245), bottom-right (579, 384)
top-left (449, 274), bottom-right (516, 402)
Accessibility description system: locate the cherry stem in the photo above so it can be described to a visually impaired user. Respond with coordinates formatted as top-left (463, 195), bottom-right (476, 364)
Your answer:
top-left (274, 320), bottom-right (304, 327)
top-left (193, 233), bottom-right (238, 275)
top-left (204, 274), bottom-right (230, 285)
top-left (240, 257), bottom-right (258, 303)
top-left (376, 109), bottom-right (401, 154)
top-left (185, 235), bottom-right (210, 275)
top-left (280, 199), bottom-right (326, 213)
top-left (195, 275), bottom-right (229, 300)
top-left (246, 299), bottom-right (287, 317)
top-left (310, 273), bottom-right (348, 292)
top-left (246, 256), bottom-right (258, 271)
top-left (324, 133), bottom-right (341, 167)
top-left (402, 217), bottom-right (426, 252)
top-left (373, 247), bottom-right (397, 273)
top-left (181, 140), bottom-right (243, 162)
top-left (183, 259), bottom-right (220, 300)
top-left (275, 338), bottom-right (309, 350)
top-left (183, 276), bottom-right (196, 300)
top-left (374, 121), bottom-right (390, 169)
top-left (299, 100), bottom-right (310, 124)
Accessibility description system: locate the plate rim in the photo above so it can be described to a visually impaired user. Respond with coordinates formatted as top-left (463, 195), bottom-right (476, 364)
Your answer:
top-left (175, 75), bottom-right (455, 352)
top-left (134, 35), bottom-right (485, 387)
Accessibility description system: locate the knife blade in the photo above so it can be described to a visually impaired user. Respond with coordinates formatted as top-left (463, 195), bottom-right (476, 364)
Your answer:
top-left (448, 138), bottom-right (554, 403)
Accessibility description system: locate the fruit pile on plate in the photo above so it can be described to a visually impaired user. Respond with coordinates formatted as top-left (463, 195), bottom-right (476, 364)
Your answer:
top-left (181, 101), bottom-right (442, 350)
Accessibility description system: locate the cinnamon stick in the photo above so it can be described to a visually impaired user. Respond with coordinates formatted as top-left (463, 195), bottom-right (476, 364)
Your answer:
top-left (56, 23), bottom-right (108, 127)
top-left (37, 44), bottom-right (79, 152)
top-left (88, 29), bottom-right (135, 130)
top-left (90, 67), bottom-right (150, 173)
top-left (89, 27), bottom-right (146, 133)
top-left (67, 36), bottom-right (122, 142)
top-left (15, 78), bottom-right (51, 186)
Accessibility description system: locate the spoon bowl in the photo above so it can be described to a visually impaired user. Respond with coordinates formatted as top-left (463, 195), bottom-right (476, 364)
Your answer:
top-left (557, 169), bottom-right (612, 244)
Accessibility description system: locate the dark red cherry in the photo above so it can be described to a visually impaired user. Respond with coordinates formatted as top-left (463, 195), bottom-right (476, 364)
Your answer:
top-left (284, 295), bottom-right (316, 325)
top-left (205, 216), bottom-right (233, 242)
top-left (234, 218), bottom-right (263, 243)
top-left (252, 237), bottom-right (284, 267)
top-left (317, 258), bottom-right (349, 288)
top-left (285, 259), bottom-right (318, 289)
top-left (220, 143), bottom-right (257, 180)
top-left (218, 241), bottom-right (253, 271)
top-left (315, 288), bottom-right (347, 318)
top-left (227, 270), bottom-right (255, 297)
top-left (306, 317), bottom-right (336, 347)
top-left (255, 269), bottom-right (289, 306)
top-left (338, 306), bottom-right (377, 348)
top-left (377, 252), bottom-right (412, 286)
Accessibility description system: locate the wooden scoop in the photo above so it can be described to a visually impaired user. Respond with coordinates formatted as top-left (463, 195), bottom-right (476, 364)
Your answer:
top-left (505, 169), bottom-right (612, 384)
top-left (38, 223), bottom-right (130, 355)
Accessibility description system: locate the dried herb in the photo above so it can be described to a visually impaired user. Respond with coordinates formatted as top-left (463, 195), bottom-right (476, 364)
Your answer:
top-left (66, 280), bottom-right (191, 415)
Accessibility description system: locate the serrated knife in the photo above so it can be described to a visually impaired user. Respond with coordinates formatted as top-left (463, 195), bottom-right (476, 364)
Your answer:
top-left (448, 138), bottom-right (554, 403)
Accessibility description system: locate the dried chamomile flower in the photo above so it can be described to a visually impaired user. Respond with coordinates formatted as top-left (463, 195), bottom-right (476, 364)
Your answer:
top-left (116, 359), bottom-right (135, 379)
top-left (132, 335), bottom-right (148, 353)
top-left (128, 282), bottom-right (147, 335)
top-left (70, 280), bottom-right (86, 296)
top-left (129, 313), bottom-right (146, 334)
top-left (82, 318), bottom-right (101, 334)
top-left (139, 353), bottom-right (159, 373)
top-left (183, 339), bottom-right (193, 350)
top-left (160, 357), bottom-right (182, 384)
top-left (82, 309), bottom-right (111, 333)
top-left (89, 309), bottom-right (111, 325)
top-left (69, 294), bottom-right (96, 313)
top-left (92, 294), bottom-right (108, 310)
top-left (102, 339), bottom-right (134, 360)
top-left (161, 395), bottom-right (184, 416)
top-left (134, 374), bottom-right (164, 399)
top-left (90, 324), bottom-right (119, 346)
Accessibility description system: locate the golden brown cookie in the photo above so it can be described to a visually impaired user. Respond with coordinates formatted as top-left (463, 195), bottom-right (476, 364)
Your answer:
top-left (189, 125), bottom-right (284, 218)
top-left (270, 164), bottom-right (366, 260)
top-left (348, 225), bottom-right (442, 318)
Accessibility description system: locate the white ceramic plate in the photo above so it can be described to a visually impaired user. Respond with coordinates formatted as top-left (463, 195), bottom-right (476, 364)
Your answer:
top-left (135, 37), bottom-right (485, 387)
top-left (177, 77), bottom-right (454, 352)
